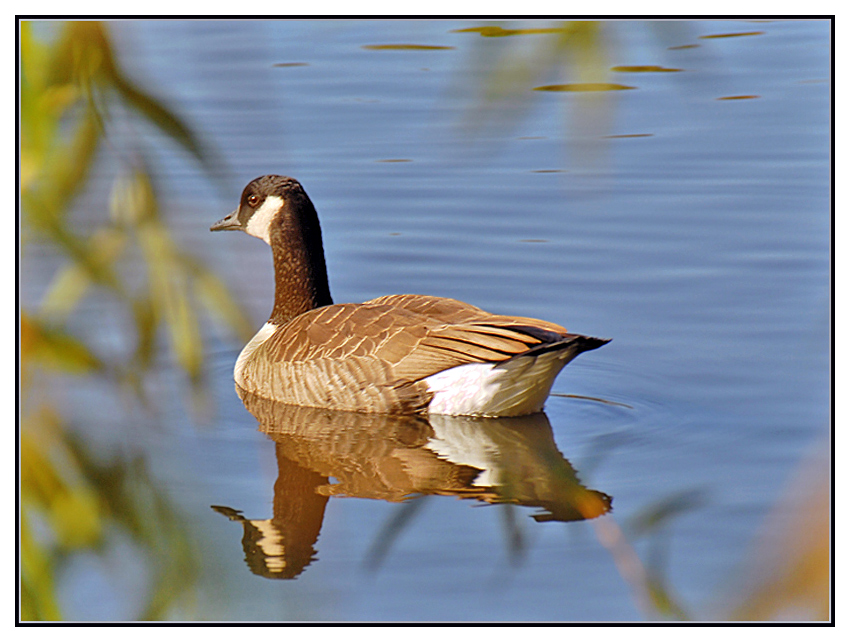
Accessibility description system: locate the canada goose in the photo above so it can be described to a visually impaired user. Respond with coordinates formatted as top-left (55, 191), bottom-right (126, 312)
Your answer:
top-left (211, 175), bottom-right (609, 416)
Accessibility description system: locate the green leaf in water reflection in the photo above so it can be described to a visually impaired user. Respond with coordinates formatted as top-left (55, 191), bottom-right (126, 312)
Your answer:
top-left (699, 31), bottom-right (765, 39)
top-left (534, 82), bottom-right (637, 92)
top-left (362, 43), bottom-right (455, 50)
top-left (610, 65), bottom-right (682, 73)
top-left (452, 20), bottom-right (701, 171)
top-left (452, 20), bottom-right (650, 167)
top-left (626, 488), bottom-right (708, 537)
top-left (452, 25), bottom-right (563, 37)
top-left (365, 495), bottom-right (430, 572)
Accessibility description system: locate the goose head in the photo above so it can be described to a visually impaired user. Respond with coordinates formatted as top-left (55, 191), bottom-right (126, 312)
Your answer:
top-left (211, 175), bottom-right (333, 322)
top-left (210, 175), bottom-right (316, 246)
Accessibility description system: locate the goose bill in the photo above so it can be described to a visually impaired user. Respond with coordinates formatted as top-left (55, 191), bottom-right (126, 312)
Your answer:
top-left (210, 209), bottom-right (242, 232)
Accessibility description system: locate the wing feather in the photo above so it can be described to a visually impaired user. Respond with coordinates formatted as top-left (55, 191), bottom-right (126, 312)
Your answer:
top-left (244, 296), bottom-right (580, 412)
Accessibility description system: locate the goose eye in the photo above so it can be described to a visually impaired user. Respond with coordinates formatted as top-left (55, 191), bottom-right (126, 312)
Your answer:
top-left (247, 194), bottom-right (261, 208)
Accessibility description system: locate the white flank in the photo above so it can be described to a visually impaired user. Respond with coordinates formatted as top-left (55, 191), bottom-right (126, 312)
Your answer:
top-left (425, 351), bottom-right (568, 417)
top-left (245, 195), bottom-right (284, 244)
top-left (234, 322), bottom-right (278, 387)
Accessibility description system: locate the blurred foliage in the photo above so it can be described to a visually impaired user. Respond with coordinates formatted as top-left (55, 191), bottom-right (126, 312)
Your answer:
top-left (453, 21), bottom-right (614, 143)
top-left (726, 444), bottom-right (831, 621)
top-left (453, 20), bottom-right (609, 94)
top-left (621, 488), bottom-right (709, 620)
top-left (362, 43), bottom-right (454, 51)
top-left (19, 21), bottom-right (251, 620)
top-left (451, 21), bottom-right (698, 170)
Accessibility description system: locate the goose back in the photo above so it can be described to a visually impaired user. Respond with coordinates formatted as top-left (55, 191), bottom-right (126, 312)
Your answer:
top-left (235, 295), bottom-right (607, 415)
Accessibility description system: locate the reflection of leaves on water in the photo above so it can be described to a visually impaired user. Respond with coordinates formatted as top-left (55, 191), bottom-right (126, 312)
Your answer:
top-left (500, 503), bottom-right (527, 565)
top-left (452, 22), bottom-right (610, 133)
top-left (627, 489), bottom-right (709, 538)
top-left (611, 65), bottom-right (682, 73)
top-left (645, 573), bottom-right (692, 621)
top-left (576, 431), bottom-right (639, 480)
top-left (534, 82), bottom-right (636, 92)
top-left (699, 31), bottom-right (764, 39)
top-left (451, 20), bottom-right (706, 171)
top-left (362, 44), bottom-right (455, 51)
top-left (625, 489), bottom-right (707, 621)
top-left (452, 26), bottom-right (563, 38)
top-left (716, 95), bottom-right (761, 101)
top-left (450, 20), bottom-right (641, 170)
top-left (364, 495), bottom-right (430, 572)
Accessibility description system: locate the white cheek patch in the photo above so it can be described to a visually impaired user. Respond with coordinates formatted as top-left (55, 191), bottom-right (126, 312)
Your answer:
top-left (245, 195), bottom-right (284, 244)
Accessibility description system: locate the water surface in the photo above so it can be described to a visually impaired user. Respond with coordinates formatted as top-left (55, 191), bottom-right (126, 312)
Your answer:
top-left (22, 19), bottom-right (831, 622)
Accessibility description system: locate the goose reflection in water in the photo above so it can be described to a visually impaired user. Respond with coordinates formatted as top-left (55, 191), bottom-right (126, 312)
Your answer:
top-left (212, 387), bottom-right (612, 580)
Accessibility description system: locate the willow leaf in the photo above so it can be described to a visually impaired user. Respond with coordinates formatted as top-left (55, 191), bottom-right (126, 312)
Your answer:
top-left (20, 512), bottom-right (63, 621)
top-left (110, 71), bottom-right (219, 176)
top-left (21, 312), bottom-right (103, 375)
top-left (185, 257), bottom-right (254, 341)
top-left (40, 227), bottom-right (127, 319)
top-left (131, 295), bottom-right (158, 372)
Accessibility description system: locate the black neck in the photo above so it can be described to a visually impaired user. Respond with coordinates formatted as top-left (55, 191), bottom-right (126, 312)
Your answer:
top-left (268, 205), bottom-right (333, 325)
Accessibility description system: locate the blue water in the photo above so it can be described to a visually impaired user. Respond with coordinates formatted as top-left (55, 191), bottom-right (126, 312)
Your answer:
top-left (26, 19), bottom-right (831, 621)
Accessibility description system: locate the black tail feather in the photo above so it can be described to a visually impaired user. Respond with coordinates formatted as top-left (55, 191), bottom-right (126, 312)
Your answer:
top-left (516, 334), bottom-right (611, 360)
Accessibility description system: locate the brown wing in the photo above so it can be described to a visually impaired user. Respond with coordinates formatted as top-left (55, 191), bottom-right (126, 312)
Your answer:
top-left (364, 294), bottom-right (490, 323)
top-left (246, 298), bottom-right (575, 413)
top-left (366, 294), bottom-right (570, 337)
top-left (266, 298), bottom-right (570, 374)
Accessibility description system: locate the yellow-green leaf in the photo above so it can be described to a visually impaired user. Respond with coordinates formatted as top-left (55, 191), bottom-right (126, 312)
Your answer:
top-left (21, 312), bottom-right (103, 375)
top-left (534, 82), bottom-right (636, 92)
top-left (187, 259), bottom-right (254, 341)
